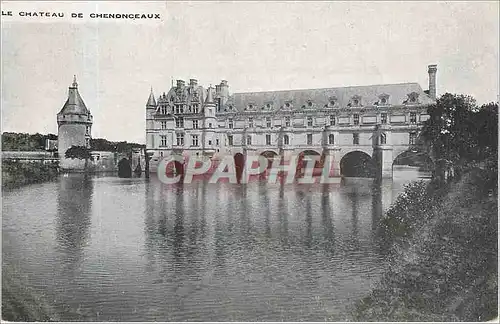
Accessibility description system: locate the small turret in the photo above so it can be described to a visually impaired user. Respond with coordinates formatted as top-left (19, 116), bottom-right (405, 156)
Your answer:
top-left (146, 87), bottom-right (157, 107)
top-left (205, 85), bottom-right (214, 104)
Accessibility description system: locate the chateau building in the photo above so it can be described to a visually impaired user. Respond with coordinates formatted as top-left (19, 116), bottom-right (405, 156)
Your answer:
top-left (145, 65), bottom-right (437, 178)
top-left (57, 76), bottom-right (93, 170)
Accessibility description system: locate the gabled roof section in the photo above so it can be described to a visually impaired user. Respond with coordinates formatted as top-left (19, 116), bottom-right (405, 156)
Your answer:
top-left (223, 82), bottom-right (434, 112)
top-left (58, 76), bottom-right (90, 115)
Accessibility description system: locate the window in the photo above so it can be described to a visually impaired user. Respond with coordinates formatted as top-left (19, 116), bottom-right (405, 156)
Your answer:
top-left (247, 135), bottom-right (252, 145)
top-left (307, 134), bottom-right (313, 145)
top-left (381, 113), bottom-right (387, 124)
top-left (175, 104), bottom-right (184, 114)
top-left (307, 101), bottom-right (313, 107)
top-left (228, 135), bottom-right (233, 146)
top-left (353, 133), bottom-right (359, 145)
top-left (209, 123), bottom-right (212, 128)
top-left (353, 99), bottom-right (359, 106)
top-left (228, 118), bottom-right (233, 129)
top-left (330, 115), bottom-right (335, 126)
top-left (216, 139), bottom-right (219, 146)
top-left (161, 121), bottom-right (167, 129)
top-left (409, 132), bottom-right (417, 145)
top-left (328, 134), bottom-right (335, 145)
top-left (248, 118), bottom-right (254, 128)
top-left (160, 135), bottom-right (168, 147)
top-left (208, 140), bottom-right (212, 145)
top-left (380, 133), bottom-right (387, 145)
top-left (85, 138), bottom-right (90, 147)
top-left (192, 135), bottom-right (199, 146)
top-left (85, 126), bottom-right (90, 135)
top-left (193, 120), bottom-right (199, 129)
top-left (285, 116), bottom-right (290, 127)
top-left (176, 117), bottom-right (184, 128)
top-left (410, 112), bottom-right (417, 124)
top-left (176, 133), bottom-right (184, 146)
top-left (381, 98), bottom-right (387, 104)
top-left (160, 105), bottom-right (168, 115)
top-left (353, 114), bottom-right (360, 125)
top-left (192, 104), bottom-right (199, 114)
top-left (307, 116), bottom-right (313, 127)
top-left (160, 151), bottom-right (163, 157)
top-left (284, 134), bottom-right (290, 145)
top-left (266, 117), bottom-right (272, 128)
top-left (266, 134), bottom-right (271, 145)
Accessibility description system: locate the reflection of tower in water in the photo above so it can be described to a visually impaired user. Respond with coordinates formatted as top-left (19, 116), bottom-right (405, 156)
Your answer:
top-left (56, 175), bottom-right (93, 272)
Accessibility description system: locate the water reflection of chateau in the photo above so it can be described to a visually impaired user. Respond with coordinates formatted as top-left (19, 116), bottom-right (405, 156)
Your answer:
top-left (146, 65), bottom-right (437, 178)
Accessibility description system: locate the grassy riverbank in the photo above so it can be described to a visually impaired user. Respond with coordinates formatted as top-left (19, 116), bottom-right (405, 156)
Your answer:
top-left (350, 168), bottom-right (498, 321)
top-left (2, 160), bottom-right (59, 189)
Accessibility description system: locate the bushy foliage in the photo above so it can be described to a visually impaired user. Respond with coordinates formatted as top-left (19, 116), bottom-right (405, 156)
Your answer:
top-left (2, 132), bottom-right (57, 151)
top-left (64, 145), bottom-right (93, 161)
top-left (378, 181), bottom-right (437, 243)
top-left (2, 160), bottom-right (59, 189)
top-left (351, 169), bottom-right (497, 321)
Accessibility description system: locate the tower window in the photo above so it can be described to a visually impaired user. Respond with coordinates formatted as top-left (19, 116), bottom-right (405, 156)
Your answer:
top-left (285, 116), bottom-right (291, 127)
top-left (381, 113), bottom-right (388, 124)
top-left (176, 117), bottom-right (184, 128)
top-left (328, 134), bottom-right (335, 145)
top-left (176, 133), bottom-right (184, 146)
top-left (247, 135), bottom-right (252, 145)
top-left (283, 134), bottom-right (290, 145)
top-left (266, 134), bottom-right (271, 145)
top-left (329, 115), bottom-right (335, 126)
top-left (160, 135), bottom-right (168, 147)
top-left (410, 112), bottom-right (417, 123)
top-left (161, 121), bottom-right (167, 129)
top-left (248, 118), bottom-right (254, 128)
top-left (228, 118), bottom-right (233, 129)
top-left (353, 114), bottom-right (360, 125)
top-left (266, 117), bottom-right (272, 128)
top-left (192, 104), bottom-right (199, 114)
top-left (193, 120), bottom-right (199, 129)
top-left (380, 133), bottom-right (387, 145)
top-left (307, 134), bottom-right (313, 145)
top-left (307, 116), bottom-right (313, 127)
top-left (353, 133), bottom-right (359, 145)
top-left (409, 132), bottom-right (417, 145)
top-left (227, 135), bottom-right (233, 146)
top-left (192, 135), bottom-right (199, 147)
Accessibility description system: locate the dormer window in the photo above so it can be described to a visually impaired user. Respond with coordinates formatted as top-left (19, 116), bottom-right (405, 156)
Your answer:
top-left (265, 102), bottom-right (272, 109)
top-left (248, 104), bottom-right (254, 110)
top-left (329, 96), bottom-right (338, 106)
top-left (351, 95), bottom-right (362, 107)
top-left (406, 92), bottom-right (420, 104)
top-left (285, 101), bottom-right (291, 109)
top-left (307, 100), bottom-right (313, 107)
top-left (378, 94), bottom-right (390, 106)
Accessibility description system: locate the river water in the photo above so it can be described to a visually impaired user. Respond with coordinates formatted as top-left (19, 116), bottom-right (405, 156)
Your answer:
top-left (2, 168), bottom-right (430, 321)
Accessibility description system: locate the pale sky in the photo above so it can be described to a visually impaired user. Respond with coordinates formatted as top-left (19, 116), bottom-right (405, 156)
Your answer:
top-left (2, 1), bottom-right (498, 143)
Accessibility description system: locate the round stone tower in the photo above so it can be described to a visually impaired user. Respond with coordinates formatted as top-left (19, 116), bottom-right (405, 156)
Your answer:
top-left (57, 76), bottom-right (93, 170)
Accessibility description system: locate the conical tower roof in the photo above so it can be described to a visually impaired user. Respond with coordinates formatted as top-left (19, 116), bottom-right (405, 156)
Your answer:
top-left (59, 75), bottom-right (90, 115)
top-left (205, 85), bottom-right (214, 104)
top-left (147, 87), bottom-right (157, 107)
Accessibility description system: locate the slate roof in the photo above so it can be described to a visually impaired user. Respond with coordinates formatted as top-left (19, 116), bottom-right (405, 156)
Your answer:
top-left (146, 88), bottom-right (157, 107)
top-left (223, 82), bottom-right (434, 112)
top-left (58, 77), bottom-right (91, 115)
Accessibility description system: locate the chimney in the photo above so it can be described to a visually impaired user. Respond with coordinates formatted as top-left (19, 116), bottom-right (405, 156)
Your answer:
top-left (219, 80), bottom-right (229, 105)
top-left (428, 64), bottom-right (437, 99)
top-left (176, 80), bottom-right (185, 88)
top-left (189, 79), bottom-right (198, 87)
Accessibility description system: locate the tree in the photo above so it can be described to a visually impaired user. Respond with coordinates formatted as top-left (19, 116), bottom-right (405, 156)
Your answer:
top-left (420, 93), bottom-right (498, 172)
top-left (65, 145), bottom-right (93, 170)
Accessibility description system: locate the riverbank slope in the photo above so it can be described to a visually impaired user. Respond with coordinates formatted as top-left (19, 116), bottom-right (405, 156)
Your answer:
top-left (2, 160), bottom-right (59, 189)
top-left (350, 168), bottom-right (498, 321)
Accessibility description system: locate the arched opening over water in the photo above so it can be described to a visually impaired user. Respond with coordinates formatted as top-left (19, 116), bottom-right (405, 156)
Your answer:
top-left (340, 151), bottom-right (376, 178)
top-left (260, 150), bottom-right (278, 169)
top-left (296, 150), bottom-right (322, 177)
top-left (392, 150), bottom-right (434, 178)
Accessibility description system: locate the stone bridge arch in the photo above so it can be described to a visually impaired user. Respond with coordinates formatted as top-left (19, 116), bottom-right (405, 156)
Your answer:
top-left (340, 150), bottom-right (376, 178)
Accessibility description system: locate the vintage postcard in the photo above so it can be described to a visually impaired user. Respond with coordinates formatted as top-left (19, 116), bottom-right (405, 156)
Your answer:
top-left (1, 1), bottom-right (498, 322)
